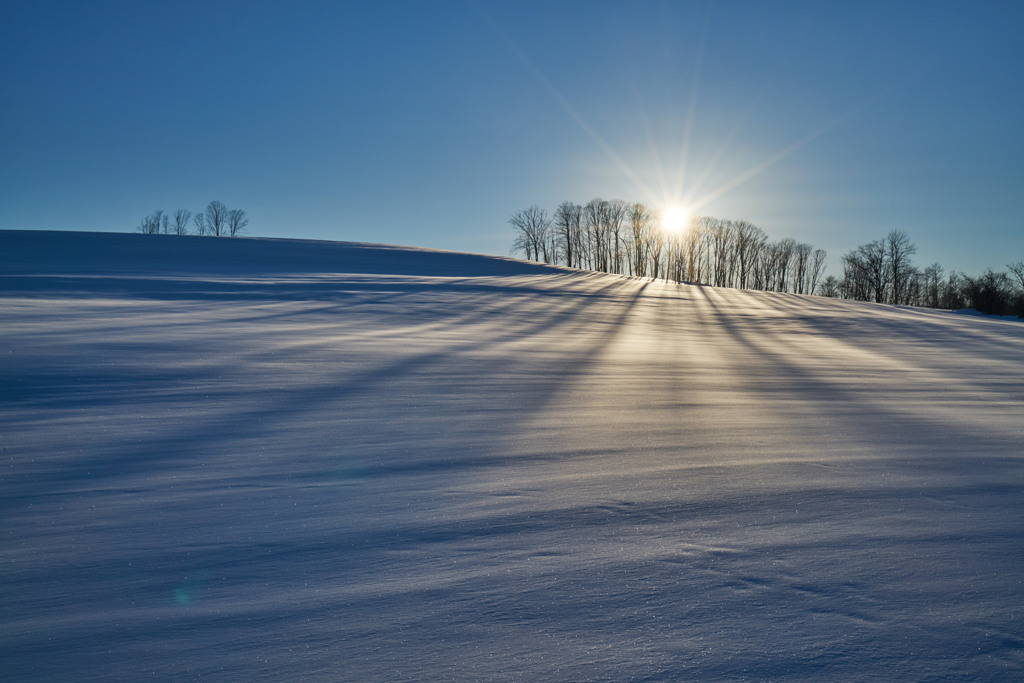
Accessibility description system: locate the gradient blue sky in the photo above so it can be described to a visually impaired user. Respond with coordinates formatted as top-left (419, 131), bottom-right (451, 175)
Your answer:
top-left (2, 0), bottom-right (1021, 274)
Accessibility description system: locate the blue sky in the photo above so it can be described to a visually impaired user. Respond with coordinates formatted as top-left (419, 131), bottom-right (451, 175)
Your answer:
top-left (2, 0), bottom-right (1021, 274)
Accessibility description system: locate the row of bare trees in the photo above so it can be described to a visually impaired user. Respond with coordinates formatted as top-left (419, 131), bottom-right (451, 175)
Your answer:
top-left (137, 200), bottom-right (248, 237)
top-left (512, 203), bottom-right (1022, 316)
top-left (830, 231), bottom-right (1024, 316)
top-left (958, 265), bottom-right (1024, 316)
top-left (833, 230), bottom-right (918, 304)
top-left (510, 199), bottom-right (826, 295)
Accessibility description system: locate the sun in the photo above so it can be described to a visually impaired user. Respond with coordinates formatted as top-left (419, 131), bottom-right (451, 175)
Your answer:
top-left (661, 206), bottom-right (689, 234)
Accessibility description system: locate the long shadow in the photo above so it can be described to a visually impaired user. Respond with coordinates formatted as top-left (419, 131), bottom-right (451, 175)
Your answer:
top-left (703, 287), bottom-right (1024, 390)
top-left (1, 270), bottom-right (653, 500)
top-left (0, 272), bottom-right (589, 303)
top-left (6, 264), bottom-right (1024, 681)
top-left (766, 290), bottom-right (1024, 349)
top-left (692, 286), bottom-right (1024, 454)
top-left (728, 289), bottom-right (1024, 404)
top-left (7, 275), bottom-right (1020, 503)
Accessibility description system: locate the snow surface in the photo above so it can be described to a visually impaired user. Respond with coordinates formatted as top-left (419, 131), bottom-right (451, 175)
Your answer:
top-left (2, 230), bottom-right (1023, 681)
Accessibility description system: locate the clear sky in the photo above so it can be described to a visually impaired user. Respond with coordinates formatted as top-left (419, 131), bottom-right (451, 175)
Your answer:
top-left (2, 0), bottom-right (1021, 274)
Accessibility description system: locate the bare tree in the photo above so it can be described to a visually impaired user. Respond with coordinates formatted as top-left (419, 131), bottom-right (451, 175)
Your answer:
top-left (940, 271), bottom-right (966, 310)
top-left (809, 248), bottom-right (827, 295)
top-left (703, 217), bottom-right (731, 287)
top-left (886, 230), bottom-right (917, 305)
top-left (205, 200), bottom-right (228, 237)
top-left (509, 205), bottom-right (551, 262)
top-left (665, 222), bottom-right (689, 282)
top-left (627, 202), bottom-right (652, 277)
top-left (172, 209), bottom-right (192, 236)
top-left (905, 270), bottom-right (925, 307)
top-left (681, 217), bottom-right (706, 284)
top-left (543, 224), bottom-right (561, 265)
top-left (962, 269), bottom-right (1016, 315)
top-left (792, 242), bottom-right (813, 294)
top-left (192, 212), bottom-right (209, 236)
top-left (840, 231), bottom-right (917, 304)
top-left (136, 210), bottom-right (164, 234)
top-left (819, 275), bottom-right (841, 297)
top-left (583, 199), bottom-right (607, 271)
top-left (607, 199), bottom-right (627, 275)
top-left (553, 201), bottom-right (582, 268)
top-left (732, 220), bottom-right (766, 289)
top-left (776, 238), bottom-right (799, 292)
top-left (648, 220), bottom-right (665, 280)
top-left (1009, 262), bottom-right (1024, 317)
top-left (843, 239), bottom-right (887, 302)
top-left (227, 208), bottom-right (249, 237)
top-left (922, 263), bottom-right (944, 308)
top-left (1008, 262), bottom-right (1024, 291)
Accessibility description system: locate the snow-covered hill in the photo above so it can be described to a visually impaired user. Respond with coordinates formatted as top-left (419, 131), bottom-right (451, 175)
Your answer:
top-left (2, 230), bottom-right (1023, 680)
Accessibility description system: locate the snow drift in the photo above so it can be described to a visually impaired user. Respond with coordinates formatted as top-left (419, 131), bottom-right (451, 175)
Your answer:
top-left (2, 230), bottom-right (1023, 680)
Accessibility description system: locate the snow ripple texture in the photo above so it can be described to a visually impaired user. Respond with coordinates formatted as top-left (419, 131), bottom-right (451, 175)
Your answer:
top-left (2, 230), bottom-right (1023, 681)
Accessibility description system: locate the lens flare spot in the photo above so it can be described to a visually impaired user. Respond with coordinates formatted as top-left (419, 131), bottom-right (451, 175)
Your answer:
top-left (174, 587), bottom-right (193, 606)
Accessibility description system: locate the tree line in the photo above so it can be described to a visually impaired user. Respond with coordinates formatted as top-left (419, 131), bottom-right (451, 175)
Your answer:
top-left (136, 200), bottom-right (248, 237)
top-left (827, 230), bottom-right (1024, 317)
top-left (510, 202), bottom-right (1023, 317)
top-left (510, 199), bottom-right (827, 295)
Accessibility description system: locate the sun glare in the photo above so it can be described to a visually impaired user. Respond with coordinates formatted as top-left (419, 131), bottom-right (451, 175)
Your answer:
top-left (661, 206), bottom-right (689, 234)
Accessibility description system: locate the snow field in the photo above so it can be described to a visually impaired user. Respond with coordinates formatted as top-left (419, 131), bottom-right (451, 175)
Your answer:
top-left (2, 230), bottom-right (1023, 680)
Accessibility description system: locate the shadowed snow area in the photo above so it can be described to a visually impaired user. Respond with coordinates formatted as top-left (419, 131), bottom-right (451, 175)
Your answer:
top-left (2, 230), bottom-right (1023, 680)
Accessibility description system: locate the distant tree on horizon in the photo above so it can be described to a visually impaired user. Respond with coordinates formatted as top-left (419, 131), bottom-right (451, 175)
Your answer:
top-left (137, 200), bottom-right (247, 237)
top-left (627, 202), bottom-right (654, 277)
top-left (192, 212), bottom-right (209, 236)
top-left (1008, 262), bottom-right (1024, 315)
top-left (510, 205), bottom-right (552, 263)
top-left (172, 208), bottom-right (192, 236)
top-left (227, 208), bottom-right (248, 237)
top-left (136, 210), bottom-right (166, 235)
top-left (886, 230), bottom-right (918, 305)
top-left (842, 239), bottom-right (887, 303)
top-left (205, 200), bottom-right (228, 237)
top-left (839, 231), bottom-right (1022, 316)
top-left (553, 201), bottom-right (582, 269)
top-left (819, 275), bottom-right (841, 298)
top-left (1008, 262), bottom-right (1024, 291)
top-left (962, 269), bottom-right (1017, 316)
